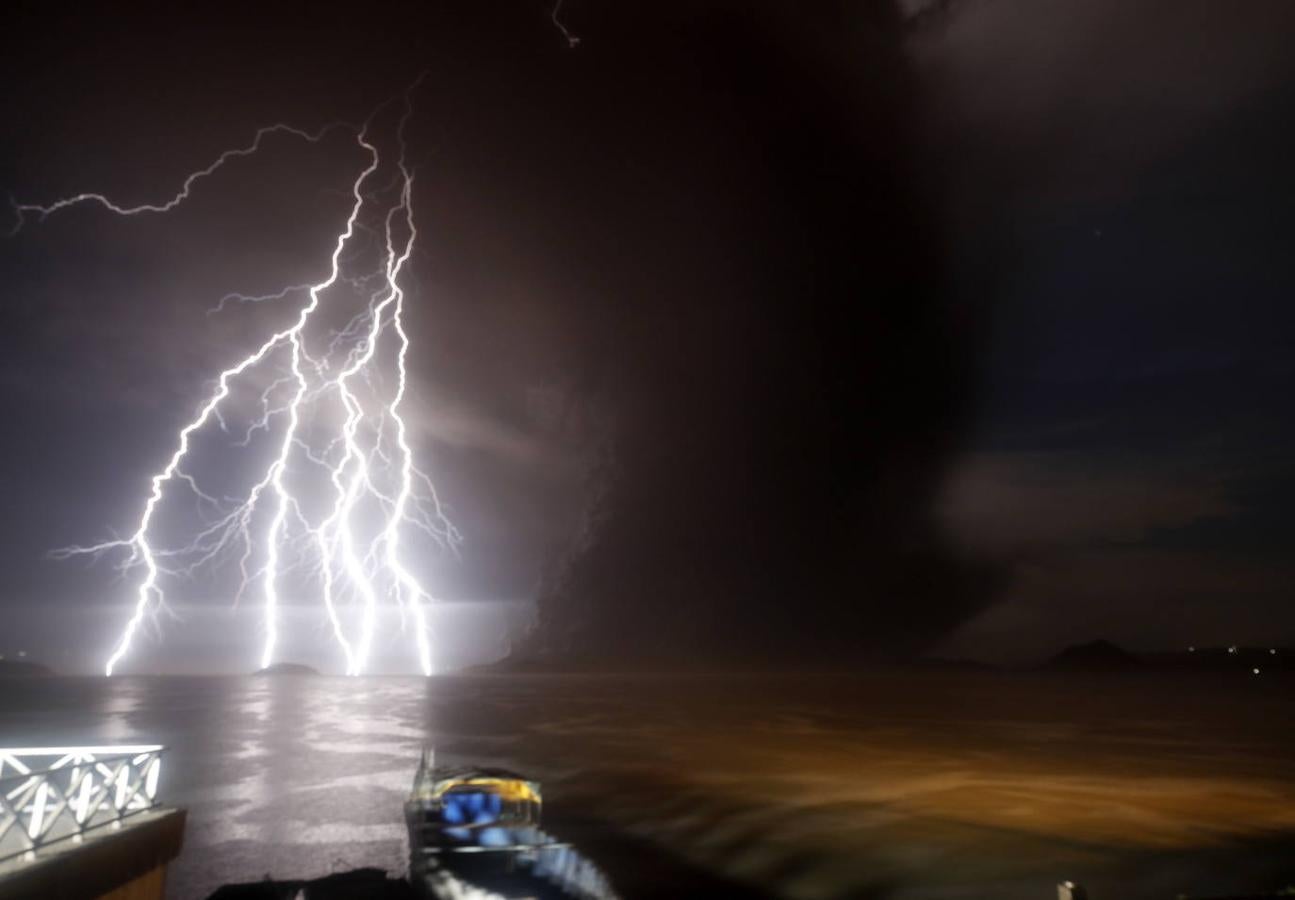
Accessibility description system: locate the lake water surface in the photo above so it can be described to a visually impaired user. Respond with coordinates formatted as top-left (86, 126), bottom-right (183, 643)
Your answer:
top-left (2, 672), bottom-right (1293, 898)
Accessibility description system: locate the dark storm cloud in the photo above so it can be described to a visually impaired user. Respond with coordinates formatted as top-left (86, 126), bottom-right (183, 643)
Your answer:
top-left (917, 0), bottom-right (1295, 206)
top-left (0, 0), bottom-right (1005, 670)
top-left (518, 2), bottom-right (1001, 665)
top-left (919, 0), bottom-right (1295, 659)
top-left (3, 0), bottom-right (1291, 671)
top-left (941, 452), bottom-right (1234, 553)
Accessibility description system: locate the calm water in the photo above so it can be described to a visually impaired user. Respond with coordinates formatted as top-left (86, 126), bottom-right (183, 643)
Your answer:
top-left (2, 672), bottom-right (1294, 899)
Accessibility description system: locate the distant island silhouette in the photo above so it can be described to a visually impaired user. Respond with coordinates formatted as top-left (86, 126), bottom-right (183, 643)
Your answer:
top-left (0, 658), bottom-right (54, 677)
top-left (253, 662), bottom-right (320, 677)
top-left (1041, 639), bottom-right (1143, 672)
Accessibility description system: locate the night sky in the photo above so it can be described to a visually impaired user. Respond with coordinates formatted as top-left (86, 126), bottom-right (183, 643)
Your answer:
top-left (1, 0), bottom-right (1293, 673)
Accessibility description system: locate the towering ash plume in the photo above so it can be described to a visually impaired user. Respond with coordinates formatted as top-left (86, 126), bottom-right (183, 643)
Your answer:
top-left (515, 0), bottom-right (998, 666)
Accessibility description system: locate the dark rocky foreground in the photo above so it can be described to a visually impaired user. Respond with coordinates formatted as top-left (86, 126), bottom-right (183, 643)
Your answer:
top-left (205, 811), bottom-right (782, 899)
top-left (207, 868), bottom-right (414, 899)
top-left (205, 865), bottom-right (1295, 900)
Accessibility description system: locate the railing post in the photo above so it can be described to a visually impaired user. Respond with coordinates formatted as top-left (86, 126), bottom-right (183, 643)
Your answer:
top-left (0, 746), bottom-right (166, 863)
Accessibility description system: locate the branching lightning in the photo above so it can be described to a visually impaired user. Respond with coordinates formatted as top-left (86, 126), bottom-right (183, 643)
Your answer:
top-left (21, 84), bottom-right (458, 676)
top-left (8, 123), bottom-right (349, 236)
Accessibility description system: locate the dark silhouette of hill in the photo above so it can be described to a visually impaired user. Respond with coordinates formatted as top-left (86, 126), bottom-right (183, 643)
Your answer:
top-left (1042, 640), bottom-right (1142, 672)
top-left (0, 658), bottom-right (53, 676)
top-left (253, 662), bottom-right (320, 677)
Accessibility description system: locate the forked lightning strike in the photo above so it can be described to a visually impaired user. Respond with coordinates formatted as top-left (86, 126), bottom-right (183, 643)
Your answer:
top-left (18, 86), bottom-right (458, 676)
top-left (8, 123), bottom-right (347, 236)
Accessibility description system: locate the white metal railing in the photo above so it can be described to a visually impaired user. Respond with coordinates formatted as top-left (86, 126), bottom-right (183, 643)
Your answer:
top-left (0, 745), bottom-right (165, 863)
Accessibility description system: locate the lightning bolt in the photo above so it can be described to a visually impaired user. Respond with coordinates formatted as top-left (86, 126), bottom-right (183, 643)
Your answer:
top-left (24, 82), bottom-right (459, 676)
top-left (7, 123), bottom-right (349, 236)
top-left (551, 0), bottom-right (582, 48)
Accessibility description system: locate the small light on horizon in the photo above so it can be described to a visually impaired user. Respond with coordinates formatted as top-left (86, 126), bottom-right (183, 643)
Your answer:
top-left (1252, 667), bottom-right (1260, 675)
top-left (1188, 646), bottom-right (1195, 652)
top-left (1228, 645), bottom-right (1237, 654)
top-left (1271, 649), bottom-right (1277, 655)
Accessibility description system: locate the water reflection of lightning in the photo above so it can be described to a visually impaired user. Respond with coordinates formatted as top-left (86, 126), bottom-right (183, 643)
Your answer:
top-left (23, 85), bottom-right (458, 676)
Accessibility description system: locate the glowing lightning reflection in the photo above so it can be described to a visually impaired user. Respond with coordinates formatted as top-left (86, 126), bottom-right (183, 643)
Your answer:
top-left (21, 85), bottom-right (458, 676)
